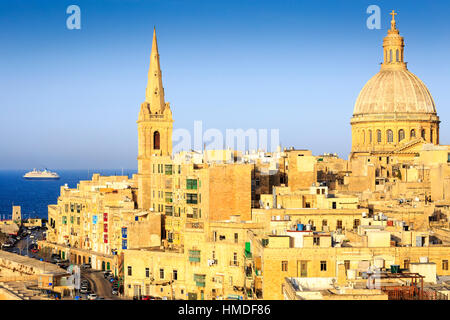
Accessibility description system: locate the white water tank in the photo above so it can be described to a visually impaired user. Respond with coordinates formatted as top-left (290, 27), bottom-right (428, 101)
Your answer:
top-left (347, 269), bottom-right (357, 280)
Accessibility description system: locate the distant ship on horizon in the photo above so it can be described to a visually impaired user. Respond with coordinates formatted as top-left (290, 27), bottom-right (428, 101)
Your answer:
top-left (23, 169), bottom-right (60, 180)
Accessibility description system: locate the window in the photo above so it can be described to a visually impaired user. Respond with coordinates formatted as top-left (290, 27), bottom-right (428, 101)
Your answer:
top-left (362, 130), bottom-right (365, 144)
top-left (332, 202), bottom-right (337, 209)
top-left (322, 219), bottom-right (328, 226)
top-left (344, 260), bottom-right (350, 270)
top-left (377, 130), bottom-right (382, 143)
top-left (443, 260), bottom-right (449, 271)
top-left (145, 268), bottom-right (150, 278)
top-left (186, 179), bottom-right (198, 190)
top-left (410, 129), bottom-right (416, 138)
top-left (396, 49), bottom-right (399, 62)
top-left (164, 164), bottom-right (173, 175)
top-left (421, 129), bottom-right (426, 139)
top-left (128, 266), bottom-right (132, 276)
top-left (165, 205), bottom-right (173, 216)
top-left (173, 270), bottom-right (178, 280)
top-left (153, 131), bottom-right (160, 150)
top-left (281, 261), bottom-right (288, 272)
top-left (320, 261), bottom-right (327, 271)
top-left (431, 129), bottom-right (433, 143)
top-left (234, 233), bottom-right (238, 243)
top-left (387, 129), bottom-right (393, 143)
top-left (369, 130), bottom-right (372, 143)
top-left (186, 193), bottom-right (198, 204)
top-left (165, 192), bottom-right (173, 203)
top-left (353, 219), bottom-right (360, 229)
top-left (233, 252), bottom-right (238, 266)
top-left (398, 129), bottom-right (405, 142)
top-left (337, 220), bottom-right (343, 230)
top-left (160, 268), bottom-right (164, 279)
top-left (313, 236), bottom-right (320, 246)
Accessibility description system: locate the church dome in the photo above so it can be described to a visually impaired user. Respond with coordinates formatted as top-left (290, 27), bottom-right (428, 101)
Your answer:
top-left (350, 11), bottom-right (440, 154)
top-left (353, 69), bottom-right (436, 116)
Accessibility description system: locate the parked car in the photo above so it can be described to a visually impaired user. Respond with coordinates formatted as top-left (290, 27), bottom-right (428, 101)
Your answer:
top-left (103, 271), bottom-right (112, 279)
top-left (87, 293), bottom-right (97, 300)
top-left (81, 263), bottom-right (91, 269)
top-left (80, 286), bottom-right (88, 294)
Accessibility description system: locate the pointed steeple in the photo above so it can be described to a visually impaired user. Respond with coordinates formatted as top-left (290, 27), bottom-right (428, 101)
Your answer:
top-left (145, 27), bottom-right (166, 113)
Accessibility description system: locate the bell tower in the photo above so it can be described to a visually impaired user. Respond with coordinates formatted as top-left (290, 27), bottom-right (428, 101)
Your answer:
top-left (137, 27), bottom-right (173, 209)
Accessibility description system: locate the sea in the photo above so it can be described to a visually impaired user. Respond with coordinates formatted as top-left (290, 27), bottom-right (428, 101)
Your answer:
top-left (0, 169), bottom-right (137, 220)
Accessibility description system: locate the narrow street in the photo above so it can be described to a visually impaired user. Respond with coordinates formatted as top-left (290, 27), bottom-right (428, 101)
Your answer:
top-left (82, 270), bottom-right (122, 300)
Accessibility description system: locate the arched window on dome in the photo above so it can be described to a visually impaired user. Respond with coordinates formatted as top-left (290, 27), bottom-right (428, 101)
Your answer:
top-left (369, 130), bottom-right (372, 144)
top-left (421, 129), bottom-right (426, 140)
top-left (377, 130), bottom-right (382, 143)
top-left (410, 129), bottom-right (416, 138)
top-left (398, 129), bottom-right (405, 142)
top-left (153, 131), bottom-right (160, 150)
top-left (389, 50), bottom-right (393, 63)
top-left (396, 50), bottom-right (399, 62)
top-left (387, 130), bottom-right (393, 143)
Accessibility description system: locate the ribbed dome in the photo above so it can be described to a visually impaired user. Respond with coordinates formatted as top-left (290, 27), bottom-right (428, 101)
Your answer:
top-left (353, 69), bottom-right (436, 116)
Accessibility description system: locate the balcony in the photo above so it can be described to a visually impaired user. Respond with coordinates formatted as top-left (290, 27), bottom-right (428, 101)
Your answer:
top-left (194, 274), bottom-right (206, 287)
top-left (189, 250), bottom-right (201, 262)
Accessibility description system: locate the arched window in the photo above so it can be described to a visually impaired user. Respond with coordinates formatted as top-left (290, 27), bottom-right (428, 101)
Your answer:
top-left (421, 129), bottom-right (426, 140)
top-left (362, 130), bottom-right (365, 144)
top-left (369, 130), bottom-right (372, 143)
top-left (390, 50), bottom-right (393, 62)
top-left (377, 130), bottom-right (382, 143)
top-left (430, 129), bottom-right (433, 143)
top-left (398, 129), bottom-right (405, 142)
top-left (410, 129), bottom-right (416, 138)
top-left (396, 49), bottom-right (399, 62)
top-left (153, 131), bottom-right (160, 150)
top-left (387, 129), bottom-right (393, 143)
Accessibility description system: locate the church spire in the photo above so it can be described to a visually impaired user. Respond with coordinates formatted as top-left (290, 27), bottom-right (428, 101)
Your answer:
top-left (145, 27), bottom-right (166, 113)
top-left (381, 10), bottom-right (407, 71)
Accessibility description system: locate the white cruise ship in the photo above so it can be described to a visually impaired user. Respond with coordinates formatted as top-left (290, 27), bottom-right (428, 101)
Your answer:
top-left (23, 169), bottom-right (60, 180)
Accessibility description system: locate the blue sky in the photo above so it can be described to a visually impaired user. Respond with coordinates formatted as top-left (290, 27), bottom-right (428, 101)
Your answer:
top-left (0, 0), bottom-right (449, 169)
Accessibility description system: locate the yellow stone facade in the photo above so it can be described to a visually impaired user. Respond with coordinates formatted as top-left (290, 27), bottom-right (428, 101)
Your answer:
top-left (40, 13), bottom-right (450, 301)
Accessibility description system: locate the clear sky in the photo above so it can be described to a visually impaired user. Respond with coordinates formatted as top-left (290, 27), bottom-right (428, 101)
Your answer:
top-left (0, 0), bottom-right (449, 170)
